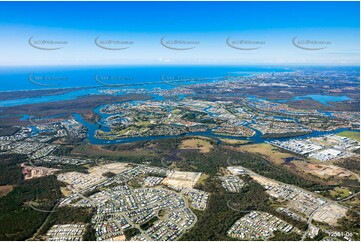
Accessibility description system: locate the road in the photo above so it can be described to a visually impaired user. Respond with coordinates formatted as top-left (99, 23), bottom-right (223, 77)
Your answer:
top-left (28, 201), bottom-right (60, 240)
top-left (340, 192), bottom-right (360, 202)
top-left (301, 203), bottom-right (323, 241)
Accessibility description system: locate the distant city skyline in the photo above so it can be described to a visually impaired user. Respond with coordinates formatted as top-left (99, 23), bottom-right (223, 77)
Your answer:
top-left (0, 1), bottom-right (359, 66)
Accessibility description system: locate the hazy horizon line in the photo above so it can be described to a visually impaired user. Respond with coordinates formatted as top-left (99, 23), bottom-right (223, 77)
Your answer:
top-left (0, 63), bottom-right (359, 68)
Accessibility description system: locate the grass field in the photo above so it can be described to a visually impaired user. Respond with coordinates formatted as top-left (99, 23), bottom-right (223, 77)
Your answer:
top-left (60, 187), bottom-right (72, 196)
top-left (329, 187), bottom-right (352, 199)
top-left (195, 173), bottom-right (210, 187)
top-left (238, 143), bottom-right (292, 165)
top-left (337, 131), bottom-right (360, 142)
top-left (219, 138), bottom-right (250, 145)
top-left (236, 143), bottom-right (355, 184)
top-left (179, 138), bottom-right (213, 153)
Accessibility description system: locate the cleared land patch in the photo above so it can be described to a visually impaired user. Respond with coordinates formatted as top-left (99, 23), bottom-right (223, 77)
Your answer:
top-left (57, 163), bottom-right (131, 192)
top-left (306, 164), bottom-right (354, 179)
top-left (162, 171), bottom-right (202, 188)
top-left (21, 164), bottom-right (58, 180)
top-left (313, 203), bottom-right (347, 226)
top-left (0, 185), bottom-right (13, 197)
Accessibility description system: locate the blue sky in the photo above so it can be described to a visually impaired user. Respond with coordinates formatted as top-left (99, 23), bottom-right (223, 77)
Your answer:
top-left (0, 1), bottom-right (359, 66)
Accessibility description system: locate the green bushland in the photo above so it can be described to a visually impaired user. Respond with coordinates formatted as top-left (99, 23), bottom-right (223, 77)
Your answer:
top-left (0, 154), bottom-right (26, 185)
top-left (0, 176), bottom-right (62, 240)
top-left (35, 207), bottom-right (95, 240)
top-left (124, 228), bottom-right (140, 240)
top-left (140, 216), bottom-right (158, 230)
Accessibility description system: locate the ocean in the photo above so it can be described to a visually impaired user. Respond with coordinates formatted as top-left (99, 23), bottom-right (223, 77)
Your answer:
top-left (0, 65), bottom-right (292, 92)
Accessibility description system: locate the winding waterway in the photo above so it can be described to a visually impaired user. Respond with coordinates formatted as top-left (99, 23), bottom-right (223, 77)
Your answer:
top-left (74, 112), bottom-right (355, 145)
